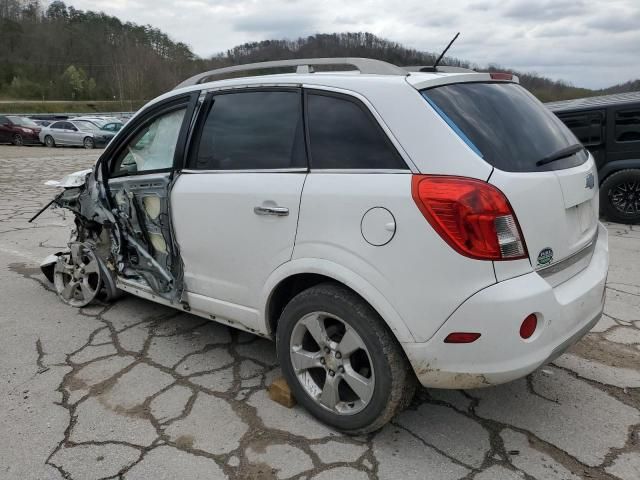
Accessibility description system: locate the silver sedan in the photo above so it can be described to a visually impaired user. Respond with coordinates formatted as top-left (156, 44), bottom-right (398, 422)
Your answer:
top-left (39, 120), bottom-right (115, 149)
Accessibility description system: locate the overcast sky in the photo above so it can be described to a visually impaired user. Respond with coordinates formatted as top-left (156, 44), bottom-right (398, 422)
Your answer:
top-left (66, 0), bottom-right (639, 89)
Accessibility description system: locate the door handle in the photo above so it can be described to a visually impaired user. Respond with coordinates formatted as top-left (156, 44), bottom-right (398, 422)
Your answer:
top-left (254, 205), bottom-right (289, 216)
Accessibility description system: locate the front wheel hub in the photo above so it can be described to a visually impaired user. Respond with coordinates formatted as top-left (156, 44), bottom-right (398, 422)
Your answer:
top-left (53, 243), bottom-right (103, 307)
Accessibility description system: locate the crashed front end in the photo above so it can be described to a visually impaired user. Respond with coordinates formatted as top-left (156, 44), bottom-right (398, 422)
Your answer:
top-left (39, 168), bottom-right (183, 307)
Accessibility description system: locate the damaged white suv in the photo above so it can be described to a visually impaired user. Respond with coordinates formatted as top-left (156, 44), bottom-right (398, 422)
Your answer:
top-left (39, 58), bottom-right (609, 434)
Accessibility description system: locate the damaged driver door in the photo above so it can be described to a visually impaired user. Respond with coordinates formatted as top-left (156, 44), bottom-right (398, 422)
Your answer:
top-left (102, 94), bottom-right (197, 303)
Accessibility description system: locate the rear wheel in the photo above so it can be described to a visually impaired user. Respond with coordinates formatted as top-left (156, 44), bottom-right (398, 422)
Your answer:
top-left (601, 169), bottom-right (640, 224)
top-left (83, 137), bottom-right (95, 149)
top-left (12, 134), bottom-right (23, 146)
top-left (276, 283), bottom-right (416, 434)
top-left (44, 135), bottom-right (55, 148)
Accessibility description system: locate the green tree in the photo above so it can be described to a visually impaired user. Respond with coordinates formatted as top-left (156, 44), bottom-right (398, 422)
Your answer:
top-left (60, 65), bottom-right (85, 99)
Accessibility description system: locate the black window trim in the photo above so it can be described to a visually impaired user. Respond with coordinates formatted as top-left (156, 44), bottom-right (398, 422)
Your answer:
top-left (101, 91), bottom-right (199, 181)
top-left (557, 110), bottom-right (605, 147)
top-left (614, 107), bottom-right (640, 144)
top-left (184, 86), bottom-right (309, 173)
top-left (303, 88), bottom-right (410, 172)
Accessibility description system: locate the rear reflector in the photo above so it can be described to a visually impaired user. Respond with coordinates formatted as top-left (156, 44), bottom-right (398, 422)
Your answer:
top-left (412, 175), bottom-right (527, 260)
top-left (444, 332), bottom-right (481, 343)
top-left (490, 72), bottom-right (513, 81)
top-left (520, 314), bottom-right (538, 339)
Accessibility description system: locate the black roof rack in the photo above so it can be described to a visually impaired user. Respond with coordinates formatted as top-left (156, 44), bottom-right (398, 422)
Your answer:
top-left (545, 91), bottom-right (640, 112)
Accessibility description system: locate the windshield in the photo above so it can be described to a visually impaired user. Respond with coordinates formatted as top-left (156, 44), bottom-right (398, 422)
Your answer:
top-left (73, 121), bottom-right (100, 132)
top-left (7, 116), bottom-right (38, 127)
top-left (422, 82), bottom-right (588, 172)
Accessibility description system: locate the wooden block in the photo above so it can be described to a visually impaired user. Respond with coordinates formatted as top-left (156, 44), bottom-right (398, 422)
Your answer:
top-left (268, 376), bottom-right (296, 408)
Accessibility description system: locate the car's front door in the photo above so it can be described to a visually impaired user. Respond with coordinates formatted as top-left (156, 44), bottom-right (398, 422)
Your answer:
top-left (102, 93), bottom-right (197, 301)
top-left (171, 88), bottom-right (307, 332)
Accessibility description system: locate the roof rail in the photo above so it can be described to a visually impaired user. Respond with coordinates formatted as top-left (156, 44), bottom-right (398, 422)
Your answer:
top-left (174, 57), bottom-right (407, 89)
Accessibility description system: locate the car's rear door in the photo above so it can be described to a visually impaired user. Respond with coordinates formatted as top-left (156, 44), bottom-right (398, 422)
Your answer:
top-left (101, 93), bottom-right (198, 301)
top-left (171, 88), bottom-right (307, 332)
top-left (48, 121), bottom-right (66, 144)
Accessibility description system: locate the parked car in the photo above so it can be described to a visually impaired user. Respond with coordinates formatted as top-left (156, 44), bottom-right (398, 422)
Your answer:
top-left (101, 121), bottom-right (124, 133)
top-left (0, 115), bottom-right (42, 145)
top-left (546, 92), bottom-right (640, 224)
top-left (39, 120), bottom-right (115, 149)
top-left (32, 119), bottom-right (52, 128)
top-left (39, 58), bottom-right (609, 434)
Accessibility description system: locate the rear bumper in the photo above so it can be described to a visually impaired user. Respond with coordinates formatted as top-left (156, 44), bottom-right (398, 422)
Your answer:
top-left (403, 222), bottom-right (609, 389)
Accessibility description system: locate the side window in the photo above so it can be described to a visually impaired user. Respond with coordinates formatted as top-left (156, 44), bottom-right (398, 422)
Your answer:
top-left (63, 122), bottom-right (77, 131)
top-left (112, 107), bottom-right (186, 176)
top-left (0, 116), bottom-right (8, 124)
top-left (191, 90), bottom-right (305, 170)
top-left (558, 112), bottom-right (603, 146)
top-left (615, 109), bottom-right (640, 143)
top-left (306, 92), bottom-right (407, 170)
top-left (51, 122), bottom-right (65, 130)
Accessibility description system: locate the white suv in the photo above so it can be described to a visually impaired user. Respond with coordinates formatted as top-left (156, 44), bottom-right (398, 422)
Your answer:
top-left (41, 58), bottom-right (609, 434)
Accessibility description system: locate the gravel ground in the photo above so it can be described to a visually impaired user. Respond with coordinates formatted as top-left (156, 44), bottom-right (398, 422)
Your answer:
top-left (1, 145), bottom-right (639, 480)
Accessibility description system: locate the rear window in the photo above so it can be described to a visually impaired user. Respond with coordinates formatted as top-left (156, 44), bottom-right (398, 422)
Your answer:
top-left (422, 83), bottom-right (587, 172)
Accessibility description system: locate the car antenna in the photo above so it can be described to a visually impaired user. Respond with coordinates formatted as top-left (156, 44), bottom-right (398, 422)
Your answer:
top-left (421, 32), bottom-right (460, 72)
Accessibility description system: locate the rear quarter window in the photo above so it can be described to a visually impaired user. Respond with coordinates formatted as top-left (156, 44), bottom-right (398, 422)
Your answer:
top-left (422, 82), bottom-right (587, 172)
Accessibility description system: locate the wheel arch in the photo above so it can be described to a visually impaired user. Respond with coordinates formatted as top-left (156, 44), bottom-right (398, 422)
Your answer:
top-left (598, 160), bottom-right (640, 183)
top-left (262, 259), bottom-right (415, 343)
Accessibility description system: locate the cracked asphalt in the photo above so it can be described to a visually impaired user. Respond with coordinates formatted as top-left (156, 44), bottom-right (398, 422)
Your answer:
top-left (0, 145), bottom-right (639, 480)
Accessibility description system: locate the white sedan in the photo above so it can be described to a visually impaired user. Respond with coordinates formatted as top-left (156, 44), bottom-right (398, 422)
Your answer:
top-left (39, 119), bottom-right (114, 149)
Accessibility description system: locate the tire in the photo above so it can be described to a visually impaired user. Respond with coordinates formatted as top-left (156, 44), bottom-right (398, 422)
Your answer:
top-left (83, 137), bottom-right (95, 149)
top-left (600, 169), bottom-right (640, 224)
top-left (276, 282), bottom-right (416, 434)
top-left (12, 134), bottom-right (23, 146)
top-left (44, 135), bottom-right (55, 148)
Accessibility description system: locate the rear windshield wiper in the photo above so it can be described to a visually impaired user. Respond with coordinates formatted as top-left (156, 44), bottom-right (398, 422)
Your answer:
top-left (535, 143), bottom-right (584, 167)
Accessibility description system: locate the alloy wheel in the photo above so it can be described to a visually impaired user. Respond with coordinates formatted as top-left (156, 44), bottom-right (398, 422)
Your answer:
top-left (53, 243), bottom-right (102, 307)
top-left (12, 134), bottom-right (23, 146)
top-left (289, 311), bottom-right (375, 415)
top-left (609, 181), bottom-right (640, 215)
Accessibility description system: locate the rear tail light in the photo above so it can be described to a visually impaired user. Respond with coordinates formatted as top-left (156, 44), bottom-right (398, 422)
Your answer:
top-left (412, 175), bottom-right (527, 260)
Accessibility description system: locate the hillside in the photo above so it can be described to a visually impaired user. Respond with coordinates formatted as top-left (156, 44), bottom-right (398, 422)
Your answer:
top-left (0, 0), bottom-right (637, 106)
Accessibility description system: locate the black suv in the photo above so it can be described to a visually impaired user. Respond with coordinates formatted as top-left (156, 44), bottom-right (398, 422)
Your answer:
top-left (546, 92), bottom-right (640, 224)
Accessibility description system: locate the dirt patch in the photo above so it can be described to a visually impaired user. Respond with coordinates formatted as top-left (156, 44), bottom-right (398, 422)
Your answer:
top-left (568, 334), bottom-right (640, 370)
top-left (174, 435), bottom-right (194, 449)
top-left (236, 461), bottom-right (278, 480)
